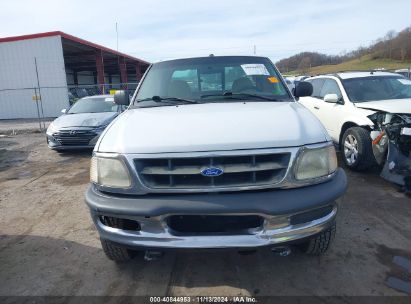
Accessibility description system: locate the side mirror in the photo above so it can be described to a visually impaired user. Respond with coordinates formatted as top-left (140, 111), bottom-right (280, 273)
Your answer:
top-left (323, 94), bottom-right (339, 103)
top-left (61, 109), bottom-right (67, 114)
top-left (294, 81), bottom-right (313, 98)
top-left (114, 90), bottom-right (130, 105)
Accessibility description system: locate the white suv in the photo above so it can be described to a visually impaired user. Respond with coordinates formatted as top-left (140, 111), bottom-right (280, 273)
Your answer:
top-left (298, 72), bottom-right (411, 171)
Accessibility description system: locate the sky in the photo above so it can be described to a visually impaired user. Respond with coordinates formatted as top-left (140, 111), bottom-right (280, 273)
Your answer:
top-left (1, 0), bottom-right (411, 63)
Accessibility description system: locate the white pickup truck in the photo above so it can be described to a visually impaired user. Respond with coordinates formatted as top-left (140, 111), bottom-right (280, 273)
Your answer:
top-left (85, 56), bottom-right (347, 262)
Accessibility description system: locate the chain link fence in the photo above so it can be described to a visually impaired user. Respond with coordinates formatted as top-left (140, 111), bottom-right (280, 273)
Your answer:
top-left (0, 52), bottom-right (142, 131)
top-left (67, 83), bottom-right (138, 104)
top-left (0, 83), bottom-right (138, 131)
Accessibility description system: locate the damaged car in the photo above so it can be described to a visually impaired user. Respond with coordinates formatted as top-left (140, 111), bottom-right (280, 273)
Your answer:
top-left (298, 71), bottom-right (411, 192)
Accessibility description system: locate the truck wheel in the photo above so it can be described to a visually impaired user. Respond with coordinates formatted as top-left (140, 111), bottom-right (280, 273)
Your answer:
top-left (301, 223), bottom-right (336, 255)
top-left (100, 239), bottom-right (134, 262)
top-left (341, 127), bottom-right (376, 171)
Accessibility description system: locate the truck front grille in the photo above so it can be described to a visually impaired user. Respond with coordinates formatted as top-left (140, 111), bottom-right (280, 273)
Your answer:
top-left (53, 130), bottom-right (96, 146)
top-left (134, 153), bottom-right (290, 191)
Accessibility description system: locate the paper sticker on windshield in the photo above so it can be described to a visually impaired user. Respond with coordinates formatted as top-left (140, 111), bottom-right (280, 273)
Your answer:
top-left (267, 76), bottom-right (279, 83)
top-left (105, 97), bottom-right (114, 102)
top-left (398, 79), bottom-right (411, 85)
top-left (241, 64), bottom-right (269, 76)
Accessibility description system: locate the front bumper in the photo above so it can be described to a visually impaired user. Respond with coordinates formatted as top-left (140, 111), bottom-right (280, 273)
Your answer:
top-left (46, 133), bottom-right (99, 150)
top-left (85, 168), bottom-right (347, 249)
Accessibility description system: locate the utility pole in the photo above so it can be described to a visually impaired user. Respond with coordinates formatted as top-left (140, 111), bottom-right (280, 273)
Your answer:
top-left (253, 45), bottom-right (256, 55)
top-left (116, 22), bottom-right (119, 51)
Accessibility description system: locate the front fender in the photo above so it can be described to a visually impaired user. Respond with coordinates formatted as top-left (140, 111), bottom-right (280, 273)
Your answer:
top-left (347, 105), bottom-right (376, 125)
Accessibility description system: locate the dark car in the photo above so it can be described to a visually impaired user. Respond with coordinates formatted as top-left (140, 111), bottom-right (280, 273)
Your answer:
top-left (46, 95), bottom-right (126, 150)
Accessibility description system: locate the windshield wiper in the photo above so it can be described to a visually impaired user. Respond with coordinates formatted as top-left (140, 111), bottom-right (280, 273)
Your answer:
top-left (201, 91), bottom-right (280, 101)
top-left (136, 96), bottom-right (199, 104)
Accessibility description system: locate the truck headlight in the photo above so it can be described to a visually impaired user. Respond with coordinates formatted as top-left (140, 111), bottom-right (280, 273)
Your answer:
top-left (295, 145), bottom-right (337, 180)
top-left (90, 156), bottom-right (131, 188)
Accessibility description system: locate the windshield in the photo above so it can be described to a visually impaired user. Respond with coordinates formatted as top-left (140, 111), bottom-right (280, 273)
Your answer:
top-left (343, 76), bottom-right (411, 103)
top-left (68, 97), bottom-right (118, 114)
top-left (135, 56), bottom-right (291, 106)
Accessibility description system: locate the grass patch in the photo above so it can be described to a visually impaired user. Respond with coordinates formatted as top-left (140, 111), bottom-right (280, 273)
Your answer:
top-left (287, 55), bottom-right (411, 76)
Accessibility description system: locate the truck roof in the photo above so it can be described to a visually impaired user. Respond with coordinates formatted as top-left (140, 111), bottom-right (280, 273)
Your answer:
top-left (154, 55), bottom-right (269, 64)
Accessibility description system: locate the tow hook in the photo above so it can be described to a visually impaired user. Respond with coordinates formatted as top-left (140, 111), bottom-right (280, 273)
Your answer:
top-left (144, 250), bottom-right (164, 261)
top-left (271, 246), bottom-right (291, 257)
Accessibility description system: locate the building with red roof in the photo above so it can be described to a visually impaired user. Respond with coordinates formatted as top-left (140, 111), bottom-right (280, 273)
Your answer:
top-left (0, 31), bottom-right (149, 119)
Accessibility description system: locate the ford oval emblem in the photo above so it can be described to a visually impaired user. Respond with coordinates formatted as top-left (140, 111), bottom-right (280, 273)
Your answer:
top-left (201, 167), bottom-right (224, 177)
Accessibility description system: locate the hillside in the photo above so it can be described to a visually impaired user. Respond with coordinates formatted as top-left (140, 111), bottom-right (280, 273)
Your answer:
top-left (287, 55), bottom-right (411, 75)
top-left (277, 25), bottom-right (411, 75)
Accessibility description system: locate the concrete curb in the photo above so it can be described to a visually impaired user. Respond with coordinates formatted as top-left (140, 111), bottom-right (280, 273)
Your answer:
top-left (0, 128), bottom-right (45, 136)
top-left (0, 119), bottom-right (51, 136)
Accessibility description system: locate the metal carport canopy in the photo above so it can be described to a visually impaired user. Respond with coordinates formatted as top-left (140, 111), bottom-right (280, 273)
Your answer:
top-left (0, 31), bottom-right (150, 81)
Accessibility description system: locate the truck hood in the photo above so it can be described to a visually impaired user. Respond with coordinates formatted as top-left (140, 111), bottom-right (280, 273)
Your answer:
top-left (53, 112), bottom-right (118, 129)
top-left (97, 102), bottom-right (329, 154)
top-left (355, 98), bottom-right (411, 114)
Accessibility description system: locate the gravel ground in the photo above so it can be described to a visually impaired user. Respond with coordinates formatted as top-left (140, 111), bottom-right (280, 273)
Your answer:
top-left (0, 133), bottom-right (410, 298)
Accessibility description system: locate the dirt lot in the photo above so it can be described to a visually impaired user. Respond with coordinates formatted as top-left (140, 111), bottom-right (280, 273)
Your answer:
top-left (1, 133), bottom-right (411, 297)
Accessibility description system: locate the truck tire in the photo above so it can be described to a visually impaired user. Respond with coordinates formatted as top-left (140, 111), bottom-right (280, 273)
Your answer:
top-left (341, 127), bottom-right (376, 171)
top-left (301, 223), bottom-right (336, 255)
top-left (100, 239), bottom-right (134, 262)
